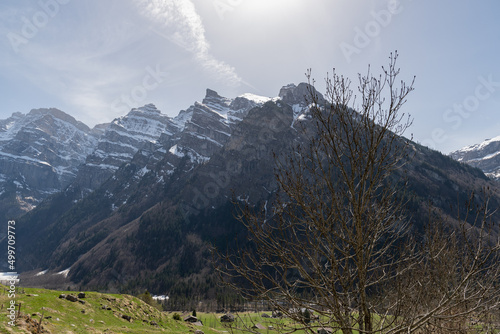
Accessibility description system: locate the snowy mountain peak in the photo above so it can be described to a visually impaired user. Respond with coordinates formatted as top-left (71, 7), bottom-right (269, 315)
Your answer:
top-left (0, 112), bottom-right (23, 130)
top-left (0, 108), bottom-right (100, 217)
top-left (130, 103), bottom-right (161, 114)
top-left (0, 108), bottom-right (95, 152)
top-left (0, 83), bottom-right (323, 219)
top-left (457, 136), bottom-right (500, 154)
top-left (10, 111), bottom-right (24, 119)
top-left (28, 108), bottom-right (91, 132)
top-left (237, 93), bottom-right (272, 104)
top-left (280, 83), bottom-right (297, 92)
top-left (450, 136), bottom-right (500, 181)
top-left (173, 88), bottom-right (271, 130)
top-left (0, 108), bottom-right (90, 142)
top-left (111, 105), bottom-right (173, 140)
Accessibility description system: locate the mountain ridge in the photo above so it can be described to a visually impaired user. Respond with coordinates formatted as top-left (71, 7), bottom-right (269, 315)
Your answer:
top-left (0, 108), bottom-right (100, 220)
top-left (2, 83), bottom-right (498, 300)
top-left (0, 88), bottom-right (271, 220)
top-left (450, 136), bottom-right (500, 180)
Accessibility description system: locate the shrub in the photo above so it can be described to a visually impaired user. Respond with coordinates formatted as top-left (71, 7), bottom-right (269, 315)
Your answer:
top-left (303, 309), bottom-right (311, 324)
top-left (137, 290), bottom-right (162, 311)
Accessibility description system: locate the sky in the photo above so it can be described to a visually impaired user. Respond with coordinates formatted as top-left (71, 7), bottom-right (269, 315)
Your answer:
top-left (0, 0), bottom-right (499, 154)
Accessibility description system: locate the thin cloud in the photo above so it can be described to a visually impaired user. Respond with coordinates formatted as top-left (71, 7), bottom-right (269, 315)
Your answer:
top-left (137, 0), bottom-right (242, 86)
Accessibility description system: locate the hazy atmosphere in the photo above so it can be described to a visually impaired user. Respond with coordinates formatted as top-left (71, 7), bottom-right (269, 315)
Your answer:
top-left (1, 0), bottom-right (499, 154)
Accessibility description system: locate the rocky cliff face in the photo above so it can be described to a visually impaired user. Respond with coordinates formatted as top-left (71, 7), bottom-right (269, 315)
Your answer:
top-left (169, 88), bottom-right (270, 162)
top-left (450, 136), bottom-right (500, 181)
top-left (85, 90), bottom-right (271, 213)
top-left (74, 104), bottom-right (175, 191)
top-left (3, 88), bottom-right (271, 269)
top-left (0, 108), bottom-right (98, 219)
top-left (0, 89), bottom-right (271, 223)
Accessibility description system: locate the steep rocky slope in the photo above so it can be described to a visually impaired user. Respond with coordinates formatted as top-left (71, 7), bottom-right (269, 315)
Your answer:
top-left (0, 108), bottom-right (98, 220)
top-left (73, 103), bottom-right (176, 192)
top-left (10, 88), bottom-right (271, 273)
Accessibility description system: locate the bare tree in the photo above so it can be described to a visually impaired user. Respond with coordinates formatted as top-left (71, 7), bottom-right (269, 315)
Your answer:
top-left (215, 52), bottom-right (500, 334)
top-left (392, 193), bottom-right (500, 334)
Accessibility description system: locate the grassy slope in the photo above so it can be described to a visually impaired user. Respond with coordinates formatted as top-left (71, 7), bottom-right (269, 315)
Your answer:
top-left (0, 285), bottom-right (223, 334)
top-left (2, 287), bottom-right (495, 333)
top-left (0, 285), bottom-right (302, 334)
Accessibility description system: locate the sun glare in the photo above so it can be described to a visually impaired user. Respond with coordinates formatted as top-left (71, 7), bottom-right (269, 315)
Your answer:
top-left (238, 0), bottom-right (304, 17)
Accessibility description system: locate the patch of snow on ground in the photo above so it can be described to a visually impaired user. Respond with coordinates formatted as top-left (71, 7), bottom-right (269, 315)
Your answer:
top-left (0, 272), bottom-right (19, 281)
top-left (85, 163), bottom-right (119, 170)
top-left (35, 269), bottom-right (48, 276)
top-left (56, 268), bottom-right (70, 278)
top-left (187, 150), bottom-right (210, 164)
top-left (172, 109), bottom-right (193, 131)
top-left (0, 151), bottom-right (52, 167)
top-left (169, 144), bottom-right (185, 158)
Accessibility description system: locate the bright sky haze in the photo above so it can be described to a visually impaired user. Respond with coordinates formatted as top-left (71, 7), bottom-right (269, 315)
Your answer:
top-left (1, 0), bottom-right (499, 154)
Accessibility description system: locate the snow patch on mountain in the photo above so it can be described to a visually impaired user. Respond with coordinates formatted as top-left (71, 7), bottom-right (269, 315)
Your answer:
top-left (239, 93), bottom-right (272, 104)
top-left (169, 144), bottom-right (184, 158)
top-left (0, 151), bottom-right (53, 167)
top-left (171, 109), bottom-right (193, 131)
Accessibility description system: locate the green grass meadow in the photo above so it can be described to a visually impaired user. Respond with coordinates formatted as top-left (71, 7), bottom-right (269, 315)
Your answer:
top-left (1, 285), bottom-right (496, 333)
top-left (0, 285), bottom-right (305, 333)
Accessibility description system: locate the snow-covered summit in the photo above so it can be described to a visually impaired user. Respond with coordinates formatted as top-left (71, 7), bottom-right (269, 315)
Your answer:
top-left (0, 108), bottom-right (96, 171)
top-left (238, 93), bottom-right (272, 104)
top-left (76, 104), bottom-right (176, 190)
top-left (111, 104), bottom-right (174, 140)
top-left (455, 136), bottom-right (500, 155)
top-left (0, 108), bottom-right (100, 216)
top-left (450, 136), bottom-right (500, 181)
top-left (172, 88), bottom-right (271, 130)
